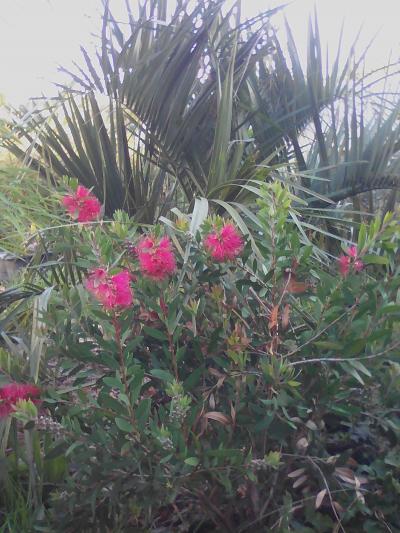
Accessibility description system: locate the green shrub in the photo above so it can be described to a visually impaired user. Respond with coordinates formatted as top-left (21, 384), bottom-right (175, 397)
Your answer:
top-left (1, 184), bottom-right (399, 532)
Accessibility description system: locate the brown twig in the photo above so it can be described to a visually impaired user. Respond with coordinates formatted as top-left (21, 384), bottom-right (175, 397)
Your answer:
top-left (308, 457), bottom-right (345, 533)
top-left (285, 304), bottom-right (358, 358)
top-left (112, 315), bottom-right (136, 425)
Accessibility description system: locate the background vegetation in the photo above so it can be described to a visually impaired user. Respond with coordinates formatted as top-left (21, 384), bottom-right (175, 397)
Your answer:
top-left (0, 1), bottom-right (399, 531)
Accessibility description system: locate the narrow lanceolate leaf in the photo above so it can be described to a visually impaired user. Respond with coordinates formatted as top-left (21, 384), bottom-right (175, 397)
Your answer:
top-left (30, 287), bottom-right (53, 383)
top-left (189, 198), bottom-right (209, 236)
top-left (207, 38), bottom-right (237, 194)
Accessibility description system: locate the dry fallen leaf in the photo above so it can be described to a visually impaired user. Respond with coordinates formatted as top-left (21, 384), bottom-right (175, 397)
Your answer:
top-left (237, 484), bottom-right (247, 499)
top-left (203, 411), bottom-right (231, 425)
top-left (356, 489), bottom-right (365, 504)
top-left (335, 466), bottom-right (355, 484)
top-left (293, 474), bottom-right (308, 488)
top-left (287, 279), bottom-right (310, 294)
top-left (209, 393), bottom-right (215, 410)
top-left (282, 303), bottom-right (291, 330)
top-left (315, 488), bottom-right (327, 509)
top-left (288, 468), bottom-right (306, 478)
top-left (208, 368), bottom-right (226, 388)
top-left (296, 437), bottom-right (309, 452)
top-left (230, 402), bottom-right (236, 425)
top-left (268, 305), bottom-right (279, 332)
top-left (208, 367), bottom-right (224, 378)
top-left (332, 501), bottom-right (345, 515)
top-left (326, 455), bottom-right (339, 465)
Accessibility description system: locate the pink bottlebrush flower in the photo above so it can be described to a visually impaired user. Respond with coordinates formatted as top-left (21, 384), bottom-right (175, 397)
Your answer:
top-left (62, 185), bottom-right (101, 223)
top-left (338, 245), bottom-right (364, 276)
top-left (85, 268), bottom-right (133, 310)
top-left (111, 271), bottom-right (133, 308)
top-left (0, 383), bottom-right (41, 418)
top-left (137, 236), bottom-right (176, 281)
top-left (354, 259), bottom-right (364, 272)
top-left (347, 245), bottom-right (358, 258)
top-left (338, 255), bottom-right (351, 277)
top-left (204, 223), bottom-right (243, 262)
top-left (85, 268), bottom-right (111, 306)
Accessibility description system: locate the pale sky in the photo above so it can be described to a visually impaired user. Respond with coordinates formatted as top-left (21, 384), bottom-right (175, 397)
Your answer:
top-left (0, 0), bottom-right (399, 106)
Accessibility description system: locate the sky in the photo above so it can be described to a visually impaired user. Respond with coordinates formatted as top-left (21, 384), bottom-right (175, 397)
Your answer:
top-left (0, 0), bottom-right (399, 106)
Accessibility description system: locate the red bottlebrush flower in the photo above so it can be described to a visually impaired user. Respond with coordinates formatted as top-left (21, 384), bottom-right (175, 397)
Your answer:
top-left (338, 255), bottom-right (351, 277)
top-left (62, 185), bottom-right (101, 223)
top-left (204, 223), bottom-right (243, 262)
top-left (136, 236), bottom-right (176, 281)
top-left (0, 383), bottom-right (40, 418)
top-left (85, 268), bottom-right (133, 310)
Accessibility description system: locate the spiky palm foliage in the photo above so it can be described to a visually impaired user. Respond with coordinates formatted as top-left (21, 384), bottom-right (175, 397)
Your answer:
top-left (3, 1), bottom-right (268, 218)
top-left (243, 14), bottom-right (400, 203)
top-left (2, 0), bottom-right (400, 222)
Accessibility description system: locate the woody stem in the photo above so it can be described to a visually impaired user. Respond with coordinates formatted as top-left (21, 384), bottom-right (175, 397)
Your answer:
top-left (168, 330), bottom-right (178, 380)
top-left (160, 297), bottom-right (178, 380)
top-left (112, 315), bottom-right (135, 424)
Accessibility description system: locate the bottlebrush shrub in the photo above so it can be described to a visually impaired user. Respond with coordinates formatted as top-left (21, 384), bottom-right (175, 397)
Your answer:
top-left (12, 189), bottom-right (400, 532)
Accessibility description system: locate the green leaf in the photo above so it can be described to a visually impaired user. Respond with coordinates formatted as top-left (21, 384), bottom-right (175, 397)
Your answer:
top-left (377, 304), bottom-right (400, 317)
top-left (330, 404), bottom-right (352, 418)
top-left (346, 339), bottom-right (366, 356)
top-left (99, 354), bottom-right (119, 371)
top-left (254, 413), bottom-right (274, 432)
top-left (189, 198), bottom-right (209, 235)
top-left (129, 367), bottom-right (145, 404)
top-left (118, 393), bottom-right (130, 407)
top-left (176, 346), bottom-right (186, 364)
top-left (207, 36), bottom-right (237, 194)
top-left (150, 369), bottom-right (174, 383)
top-left (103, 377), bottom-right (123, 390)
top-left (136, 398), bottom-right (151, 426)
top-left (98, 394), bottom-right (124, 413)
top-left (357, 224), bottom-right (367, 249)
top-left (385, 450), bottom-right (400, 468)
top-left (65, 441), bottom-right (83, 457)
top-left (45, 442), bottom-right (68, 460)
top-left (264, 451), bottom-right (281, 468)
top-left (124, 336), bottom-right (144, 354)
top-left (184, 367), bottom-right (204, 390)
top-left (363, 254), bottom-right (389, 265)
top-left (340, 363), bottom-right (364, 385)
top-left (184, 457), bottom-right (200, 467)
top-left (115, 417), bottom-right (134, 433)
top-left (314, 341), bottom-right (343, 350)
top-left (349, 360), bottom-right (372, 377)
top-left (30, 287), bottom-right (54, 383)
top-left (160, 454), bottom-right (173, 464)
top-left (143, 326), bottom-right (168, 341)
